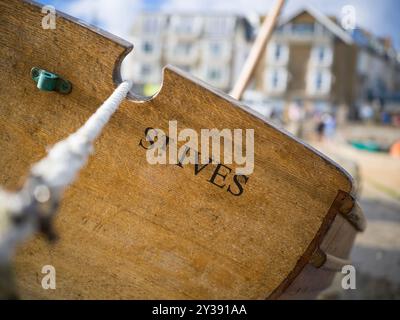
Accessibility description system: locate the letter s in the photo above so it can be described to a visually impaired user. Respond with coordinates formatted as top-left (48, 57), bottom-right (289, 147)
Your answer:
top-left (227, 175), bottom-right (249, 196)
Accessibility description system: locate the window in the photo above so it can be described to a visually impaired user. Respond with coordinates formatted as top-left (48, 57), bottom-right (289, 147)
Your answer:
top-left (203, 40), bottom-right (232, 61)
top-left (265, 68), bottom-right (288, 93)
top-left (315, 71), bottom-right (323, 90)
top-left (142, 41), bottom-right (153, 54)
top-left (176, 18), bottom-right (192, 33)
top-left (208, 68), bottom-right (221, 80)
top-left (141, 16), bottom-right (165, 35)
top-left (291, 23), bottom-right (314, 35)
top-left (170, 16), bottom-right (203, 37)
top-left (311, 45), bottom-right (333, 66)
top-left (131, 62), bottom-right (161, 84)
top-left (275, 44), bottom-right (282, 60)
top-left (174, 42), bottom-right (193, 56)
top-left (267, 42), bottom-right (289, 65)
top-left (140, 64), bottom-right (152, 76)
top-left (134, 38), bottom-right (161, 60)
top-left (210, 43), bottom-right (221, 55)
top-left (307, 68), bottom-right (332, 95)
top-left (167, 40), bottom-right (199, 63)
top-left (317, 47), bottom-right (325, 62)
top-left (202, 65), bottom-right (229, 89)
top-left (272, 70), bottom-right (279, 88)
top-left (204, 17), bottom-right (235, 36)
top-left (143, 19), bottom-right (156, 34)
top-left (356, 50), bottom-right (369, 74)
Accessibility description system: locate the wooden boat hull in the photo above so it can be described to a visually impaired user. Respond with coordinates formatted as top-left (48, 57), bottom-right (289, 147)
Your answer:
top-left (0, 0), bottom-right (364, 299)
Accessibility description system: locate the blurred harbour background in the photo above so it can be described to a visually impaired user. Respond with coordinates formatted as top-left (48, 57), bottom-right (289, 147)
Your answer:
top-left (39, 0), bottom-right (400, 299)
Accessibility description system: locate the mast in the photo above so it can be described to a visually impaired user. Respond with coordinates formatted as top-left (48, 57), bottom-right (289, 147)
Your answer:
top-left (230, 0), bottom-right (286, 100)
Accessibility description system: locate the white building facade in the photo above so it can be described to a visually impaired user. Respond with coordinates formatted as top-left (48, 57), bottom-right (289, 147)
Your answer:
top-left (123, 13), bottom-right (254, 94)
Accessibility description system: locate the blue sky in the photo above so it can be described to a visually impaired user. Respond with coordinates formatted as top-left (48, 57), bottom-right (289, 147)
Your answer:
top-left (38, 0), bottom-right (400, 51)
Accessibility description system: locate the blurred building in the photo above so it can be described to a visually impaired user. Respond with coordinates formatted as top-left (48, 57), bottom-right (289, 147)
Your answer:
top-left (246, 7), bottom-right (400, 118)
top-left (123, 13), bottom-right (254, 94)
top-left (123, 7), bottom-right (400, 121)
top-left (352, 28), bottom-right (400, 108)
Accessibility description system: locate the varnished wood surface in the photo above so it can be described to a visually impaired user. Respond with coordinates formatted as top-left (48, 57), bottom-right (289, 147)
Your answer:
top-left (0, 0), bottom-right (356, 299)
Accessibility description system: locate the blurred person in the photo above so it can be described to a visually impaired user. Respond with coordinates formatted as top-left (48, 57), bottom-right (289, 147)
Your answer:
top-left (323, 113), bottom-right (336, 141)
top-left (381, 111), bottom-right (391, 124)
top-left (372, 99), bottom-right (382, 123)
top-left (287, 100), bottom-right (305, 138)
top-left (390, 140), bottom-right (400, 158)
top-left (315, 114), bottom-right (325, 142)
top-left (360, 102), bottom-right (374, 123)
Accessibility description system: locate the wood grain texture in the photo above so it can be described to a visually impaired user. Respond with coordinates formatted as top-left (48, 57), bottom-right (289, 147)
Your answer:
top-left (0, 0), bottom-right (356, 299)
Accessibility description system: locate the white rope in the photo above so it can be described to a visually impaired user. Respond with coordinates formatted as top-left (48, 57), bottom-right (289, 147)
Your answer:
top-left (31, 80), bottom-right (132, 192)
top-left (0, 80), bottom-right (132, 264)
